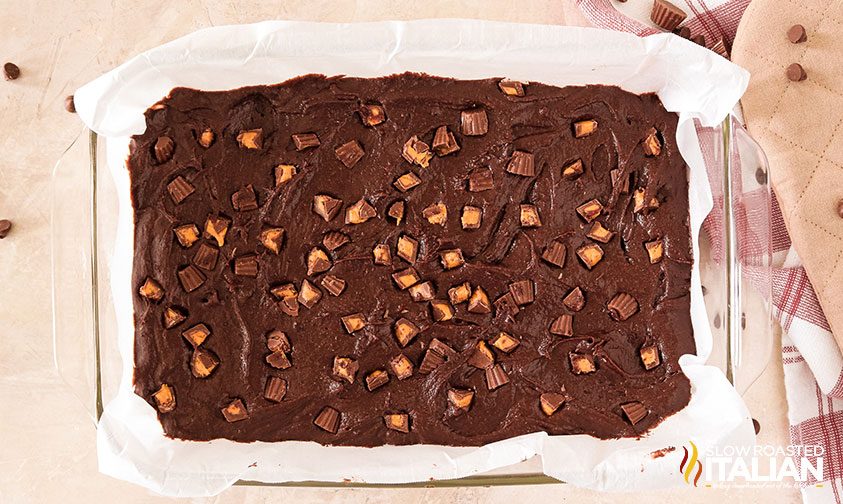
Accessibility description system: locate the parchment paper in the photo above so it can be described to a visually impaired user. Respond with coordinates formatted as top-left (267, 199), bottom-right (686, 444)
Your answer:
top-left (74, 19), bottom-right (754, 497)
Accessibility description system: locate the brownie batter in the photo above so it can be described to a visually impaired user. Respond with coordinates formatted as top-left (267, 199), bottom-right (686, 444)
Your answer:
top-left (129, 73), bottom-right (695, 446)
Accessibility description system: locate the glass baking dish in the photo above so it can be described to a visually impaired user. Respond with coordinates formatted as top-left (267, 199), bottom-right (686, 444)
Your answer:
top-left (50, 115), bottom-right (773, 488)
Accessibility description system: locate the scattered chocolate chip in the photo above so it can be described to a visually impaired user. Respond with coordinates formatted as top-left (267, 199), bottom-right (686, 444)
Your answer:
top-left (550, 315), bottom-right (574, 337)
top-left (292, 132), bottom-right (320, 151)
top-left (468, 286), bottom-right (492, 314)
top-left (576, 243), bottom-right (604, 270)
top-left (231, 185), bottom-right (258, 211)
top-left (191, 348), bottom-right (220, 378)
top-left (645, 239), bottom-right (664, 263)
top-left (0, 219), bottom-right (12, 239)
top-left (266, 350), bottom-right (292, 369)
top-left (542, 240), bottom-right (567, 268)
top-left (204, 214), bottom-right (230, 247)
top-left (643, 128), bottom-right (662, 157)
top-left (402, 135), bottom-right (433, 168)
top-left (397, 234), bottom-right (420, 263)
top-left (409, 281), bottom-right (435, 302)
top-left (332, 356), bottom-right (358, 384)
top-left (620, 401), bottom-right (648, 425)
top-left (576, 198), bottom-right (604, 222)
top-left (392, 267), bottom-right (420, 290)
top-left (306, 247), bottom-right (332, 276)
top-left (233, 255), bottom-right (259, 277)
top-left (485, 364), bottom-right (510, 390)
top-left (260, 227), bottom-right (285, 254)
top-left (3, 62), bottom-right (21, 81)
top-left (640, 343), bottom-right (661, 370)
top-left (345, 198), bottom-right (377, 224)
top-left (432, 125), bottom-right (460, 156)
top-left (152, 384), bottom-right (176, 413)
top-left (193, 242), bottom-right (219, 271)
top-left (461, 108), bottom-right (488, 136)
top-left (167, 176), bottom-right (194, 204)
top-left (563, 287), bottom-right (585, 312)
top-left (608, 292), bottom-right (639, 321)
top-left (266, 330), bottom-right (291, 353)
top-left (787, 24), bottom-right (807, 44)
top-left (198, 128), bottom-right (214, 148)
top-left (394, 172), bottom-right (422, 192)
top-left (384, 413), bottom-right (410, 433)
top-left (237, 129), bottom-right (262, 149)
top-left (314, 406), bottom-right (340, 433)
top-left (468, 168), bottom-right (494, 192)
top-left (313, 194), bottom-right (343, 222)
top-left (393, 317), bottom-right (420, 346)
top-left (691, 34), bottom-right (706, 46)
top-left (570, 353), bottom-right (596, 374)
top-left (423, 202), bottom-right (448, 226)
top-left (64, 95), bottom-right (76, 113)
top-left (490, 332), bottom-right (520, 353)
top-left (468, 340), bottom-right (495, 369)
top-left (174, 224), bottom-right (200, 248)
top-left (573, 119), bottom-right (598, 138)
top-left (387, 201), bottom-right (405, 225)
top-left (321, 275), bottom-right (346, 296)
top-left (520, 204), bottom-right (542, 227)
top-left (540, 392), bottom-right (567, 416)
top-left (742, 312), bottom-right (747, 329)
top-left (650, 0), bottom-right (687, 31)
top-left (177, 265), bottom-right (206, 292)
top-left (365, 369), bottom-right (390, 391)
top-left (786, 63), bottom-right (807, 82)
top-left (448, 388), bottom-right (475, 411)
top-left (359, 103), bottom-right (386, 126)
top-left (182, 323), bottom-right (210, 347)
top-left (221, 399), bottom-right (249, 422)
top-left (714, 313), bottom-right (721, 329)
top-left (264, 377), bottom-right (287, 402)
top-left (562, 159), bottom-right (584, 179)
top-left (335, 140), bottom-right (365, 168)
top-left (506, 150), bottom-right (535, 177)
top-left (586, 222), bottom-right (614, 244)
top-left (755, 167), bottom-right (767, 185)
top-left (390, 354), bottom-right (414, 380)
top-left (162, 306), bottom-right (187, 329)
top-left (498, 79), bottom-right (526, 97)
top-left (752, 418), bottom-right (761, 434)
top-left (298, 279), bottom-right (322, 309)
top-left (837, 199), bottom-right (843, 219)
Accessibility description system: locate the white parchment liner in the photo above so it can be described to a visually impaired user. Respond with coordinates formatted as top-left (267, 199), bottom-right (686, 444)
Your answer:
top-left (74, 20), bottom-right (754, 497)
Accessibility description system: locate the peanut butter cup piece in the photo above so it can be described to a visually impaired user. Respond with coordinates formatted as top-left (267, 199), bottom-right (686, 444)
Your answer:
top-left (365, 369), bottom-right (390, 391)
top-left (178, 265), bottom-right (206, 292)
top-left (610, 168), bottom-right (630, 194)
top-left (174, 224), bottom-right (200, 248)
top-left (321, 230), bottom-right (349, 252)
top-left (193, 242), bottom-right (219, 271)
top-left (237, 129), bottom-right (262, 149)
top-left (373, 244), bottom-right (392, 265)
top-left (298, 279), bottom-right (322, 309)
top-left (332, 356), bottom-right (359, 384)
top-left (491, 331), bottom-right (520, 353)
top-left (222, 399), bottom-right (249, 423)
top-left (509, 279), bottom-right (534, 305)
top-left (392, 267), bottom-right (421, 290)
top-left (152, 384), bottom-right (176, 413)
top-left (468, 286), bottom-right (492, 314)
top-left (384, 413), bottom-right (410, 433)
top-left (620, 401), bottom-right (648, 425)
top-left (520, 204), bottom-right (542, 227)
top-left (419, 338), bottom-right (454, 374)
top-left (394, 171), bottom-right (422, 192)
top-left (314, 406), bottom-right (340, 433)
top-left (259, 227), bottom-right (285, 254)
top-left (576, 198), bottom-right (604, 222)
top-left (440, 249), bottom-right (465, 270)
top-left (313, 194), bottom-right (342, 222)
top-left (608, 292), bottom-right (639, 321)
top-left (402, 135), bottom-right (433, 168)
top-left (562, 159), bottom-right (584, 179)
top-left (542, 240), bottom-right (567, 268)
top-left (468, 168), bottom-right (494, 192)
top-left (461, 206), bottom-right (482, 230)
top-left (231, 184), bottom-right (258, 211)
top-left (550, 314), bottom-right (573, 337)
top-left (573, 119), bottom-right (598, 138)
top-left (423, 202), bottom-right (448, 226)
top-left (341, 313), bottom-right (367, 334)
top-left (432, 125), bottom-right (460, 156)
top-left (494, 292), bottom-right (520, 319)
top-left (409, 281), bottom-right (435, 302)
top-left (640, 343), bottom-right (661, 370)
top-left (468, 340), bottom-right (495, 369)
top-left (448, 388), bottom-right (474, 411)
top-left (390, 354), bottom-right (414, 380)
top-left (335, 140), bottom-right (365, 168)
top-left (198, 128), bottom-right (214, 148)
top-left (233, 255), bottom-right (259, 277)
top-left (387, 200), bottom-right (405, 225)
top-left (485, 364), bottom-right (510, 390)
top-left (274, 164), bottom-right (297, 186)
top-left (643, 127), bottom-right (662, 157)
top-left (570, 353), bottom-right (596, 374)
top-left (292, 132), bottom-right (320, 151)
top-left (321, 274), bottom-right (346, 297)
top-left (191, 348), bottom-right (219, 378)
top-left (203, 214), bottom-right (230, 247)
top-left (345, 198), bottom-right (377, 224)
top-left (162, 306), bottom-right (187, 329)
top-left (586, 221), bottom-right (614, 243)
top-left (576, 243), bottom-right (604, 269)
top-left (306, 247), bottom-right (332, 276)
top-left (397, 235), bottom-right (419, 263)
top-left (154, 136), bottom-right (175, 163)
top-left (540, 392), bottom-right (567, 416)
top-left (139, 277), bottom-right (164, 301)
top-left (650, 0), bottom-right (687, 31)
top-left (645, 239), bottom-right (664, 263)
top-left (633, 188), bottom-right (660, 213)
top-left (562, 287), bottom-right (585, 312)
top-left (506, 150), bottom-right (535, 177)
top-left (277, 297), bottom-right (299, 318)
top-left (266, 330), bottom-right (291, 353)
top-left (359, 103), bottom-right (386, 126)
top-left (266, 350), bottom-right (292, 369)
top-left (393, 317), bottom-right (421, 347)
top-left (448, 282), bottom-right (471, 305)
top-left (264, 377), bottom-right (287, 402)
top-left (167, 176), bottom-right (194, 204)
top-left (182, 323), bottom-right (210, 347)
top-left (430, 299), bottom-right (455, 322)
top-left (460, 108), bottom-right (488, 136)
top-left (270, 283), bottom-right (297, 301)
top-left (498, 79), bottom-right (526, 96)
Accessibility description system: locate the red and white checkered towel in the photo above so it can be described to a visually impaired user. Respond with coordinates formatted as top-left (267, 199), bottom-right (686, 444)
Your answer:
top-left (576, 1), bottom-right (843, 502)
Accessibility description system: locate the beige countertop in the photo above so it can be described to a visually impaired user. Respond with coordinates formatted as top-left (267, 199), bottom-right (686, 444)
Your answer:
top-left (0, 1), bottom-right (797, 502)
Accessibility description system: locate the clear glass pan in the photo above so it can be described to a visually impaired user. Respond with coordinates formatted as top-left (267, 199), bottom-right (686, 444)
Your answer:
top-left (51, 116), bottom-right (773, 487)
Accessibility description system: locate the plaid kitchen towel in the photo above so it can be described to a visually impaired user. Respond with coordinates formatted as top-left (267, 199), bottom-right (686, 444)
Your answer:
top-left (575, 0), bottom-right (843, 502)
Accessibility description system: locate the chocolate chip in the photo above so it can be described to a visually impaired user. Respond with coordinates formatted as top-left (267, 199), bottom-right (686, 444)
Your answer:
top-left (292, 132), bottom-right (320, 151)
top-left (752, 418), bottom-right (761, 434)
top-left (394, 172), bottom-right (422, 192)
top-left (266, 330), bottom-right (291, 353)
top-left (714, 313), bottom-right (721, 329)
top-left (359, 103), bottom-right (386, 126)
top-left (167, 176), bottom-right (194, 204)
top-left (786, 63), bottom-right (807, 82)
top-left (485, 364), bottom-right (510, 390)
top-left (182, 323), bottom-right (210, 347)
top-left (550, 315), bottom-right (573, 337)
top-left (365, 369), bottom-right (390, 391)
top-left (152, 384), bottom-right (176, 413)
top-left (236, 129), bottom-right (262, 149)
top-left (3, 62), bottom-right (21, 81)
top-left (432, 125), bottom-right (460, 156)
top-left (313, 194), bottom-right (343, 222)
top-left (231, 185), bottom-right (258, 211)
top-left (192, 242), bottom-right (219, 271)
top-left (297, 279), bottom-right (322, 309)
top-left (0, 219), bottom-right (12, 239)
top-left (540, 392), bottom-right (567, 416)
top-left (608, 292), bottom-right (639, 321)
top-left (384, 413), bottom-right (410, 433)
top-left (260, 227), bottom-right (285, 254)
top-left (177, 265), bottom-right (206, 292)
top-left (508, 280), bottom-right (534, 305)
top-left (345, 198), bottom-right (377, 224)
top-left (335, 140), bottom-right (365, 168)
top-left (162, 306), bottom-right (187, 329)
top-left (468, 340), bottom-right (495, 369)
top-left (233, 255), bottom-right (259, 277)
top-left (390, 354), bottom-right (414, 380)
top-left (64, 95), bottom-right (76, 113)
top-left (191, 348), bottom-right (220, 378)
top-left (837, 199), bottom-right (843, 219)
top-left (221, 399), bottom-right (249, 422)
top-left (314, 406), bottom-right (340, 433)
top-left (460, 108), bottom-right (488, 136)
top-left (468, 168), bottom-right (494, 192)
top-left (321, 275), bottom-right (346, 296)
top-left (467, 286), bottom-right (492, 314)
top-left (650, 0), bottom-right (687, 31)
top-left (494, 292), bottom-right (520, 319)
top-left (498, 79), bottom-right (526, 97)
top-left (506, 150), bottom-right (535, 177)
top-left (154, 136), bottom-right (175, 163)
top-left (787, 24), bottom-right (807, 44)
top-left (332, 356), bottom-right (358, 384)
top-left (264, 377), bottom-right (287, 402)
top-left (563, 287), bottom-right (585, 311)
top-left (448, 388), bottom-right (475, 411)
top-left (542, 240), bottom-right (567, 268)
top-left (620, 401), bottom-right (648, 425)
top-left (755, 167), bottom-right (767, 185)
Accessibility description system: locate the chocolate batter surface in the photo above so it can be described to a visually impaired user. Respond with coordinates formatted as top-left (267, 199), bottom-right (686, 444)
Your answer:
top-left (129, 74), bottom-right (694, 446)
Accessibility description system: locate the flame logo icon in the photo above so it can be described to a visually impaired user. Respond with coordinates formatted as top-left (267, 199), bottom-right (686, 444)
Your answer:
top-left (679, 441), bottom-right (703, 486)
